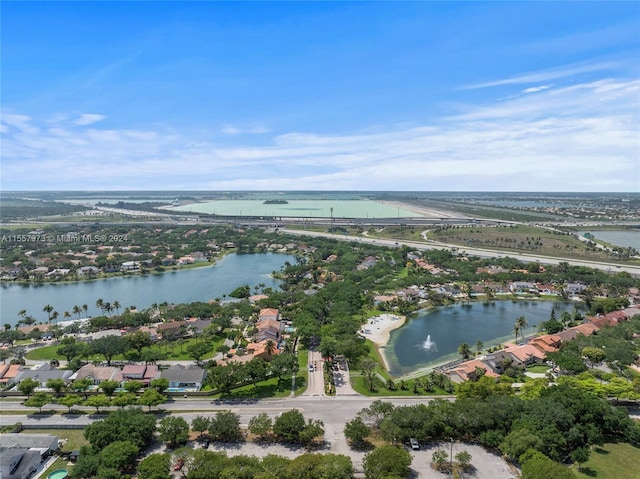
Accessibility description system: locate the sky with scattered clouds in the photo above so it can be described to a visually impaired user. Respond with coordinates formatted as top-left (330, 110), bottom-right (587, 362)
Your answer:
top-left (2, 1), bottom-right (639, 192)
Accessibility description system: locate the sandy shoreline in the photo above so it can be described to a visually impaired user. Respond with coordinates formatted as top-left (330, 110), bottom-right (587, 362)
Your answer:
top-left (360, 313), bottom-right (406, 371)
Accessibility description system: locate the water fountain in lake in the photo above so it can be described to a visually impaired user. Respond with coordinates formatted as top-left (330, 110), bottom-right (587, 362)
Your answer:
top-left (423, 334), bottom-right (437, 351)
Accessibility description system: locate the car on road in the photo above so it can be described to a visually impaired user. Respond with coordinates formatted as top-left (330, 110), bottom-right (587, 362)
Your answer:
top-left (410, 438), bottom-right (420, 450)
top-left (308, 364), bottom-right (314, 372)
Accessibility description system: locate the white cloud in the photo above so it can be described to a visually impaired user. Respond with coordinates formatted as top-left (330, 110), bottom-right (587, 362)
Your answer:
top-left (523, 85), bottom-right (552, 94)
top-left (2, 78), bottom-right (638, 192)
top-left (74, 114), bottom-right (106, 126)
top-left (464, 60), bottom-right (621, 90)
top-left (221, 125), bottom-right (270, 135)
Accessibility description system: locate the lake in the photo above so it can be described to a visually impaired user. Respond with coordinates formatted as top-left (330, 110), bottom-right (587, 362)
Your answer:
top-left (0, 253), bottom-right (295, 327)
top-left (173, 199), bottom-right (421, 218)
top-left (580, 230), bottom-right (640, 250)
top-left (385, 300), bottom-right (578, 376)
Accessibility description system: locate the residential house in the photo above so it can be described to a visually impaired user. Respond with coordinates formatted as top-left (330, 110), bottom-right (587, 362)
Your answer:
top-left (246, 340), bottom-right (279, 361)
top-left (14, 363), bottom-right (73, 388)
top-left (256, 319), bottom-right (281, 342)
top-left (504, 344), bottom-right (546, 366)
top-left (0, 433), bottom-right (59, 457)
top-left (0, 364), bottom-right (22, 386)
top-left (447, 359), bottom-right (500, 384)
top-left (121, 364), bottom-right (159, 385)
top-left (530, 334), bottom-right (562, 354)
top-left (258, 308), bottom-right (280, 322)
top-left (121, 261), bottom-right (140, 271)
top-left (509, 281), bottom-right (536, 294)
top-left (161, 364), bottom-right (206, 391)
top-left (0, 447), bottom-right (41, 479)
top-left (157, 320), bottom-right (188, 340)
top-left (72, 364), bottom-right (123, 385)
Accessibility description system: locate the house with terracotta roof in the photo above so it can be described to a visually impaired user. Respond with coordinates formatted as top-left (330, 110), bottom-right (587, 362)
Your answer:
top-left (258, 308), bottom-right (280, 322)
top-left (0, 364), bottom-right (22, 386)
top-left (246, 340), bottom-right (279, 361)
top-left (504, 344), bottom-right (546, 365)
top-left (447, 359), bottom-right (500, 383)
top-left (157, 320), bottom-right (188, 340)
top-left (256, 319), bottom-right (282, 342)
top-left (530, 334), bottom-right (562, 354)
top-left (121, 364), bottom-right (159, 385)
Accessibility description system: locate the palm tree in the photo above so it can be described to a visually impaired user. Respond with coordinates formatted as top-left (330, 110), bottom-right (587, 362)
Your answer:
top-left (512, 324), bottom-right (521, 343)
top-left (458, 343), bottom-right (472, 360)
top-left (63, 311), bottom-right (71, 322)
top-left (95, 299), bottom-right (104, 315)
top-left (82, 304), bottom-right (89, 317)
top-left (475, 340), bottom-right (484, 355)
top-left (72, 305), bottom-right (81, 319)
top-left (265, 339), bottom-right (276, 357)
top-left (113, 301), bottom-right (121, 315)
top-left (43, 304), bottom-right (54, 323)
top-left (515, 316), bottom-right (528, 342)
top-left (17, 309), bottom-right (27, 326)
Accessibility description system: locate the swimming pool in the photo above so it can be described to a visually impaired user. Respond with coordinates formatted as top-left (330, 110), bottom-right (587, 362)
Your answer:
top-left (48, 469), bottom-right (69, 479)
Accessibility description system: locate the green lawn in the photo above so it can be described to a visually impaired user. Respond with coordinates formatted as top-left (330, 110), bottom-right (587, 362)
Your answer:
top-left (526, 365), bottom-right (551, 373)
top-left (574, 443), bottom-right (640, 479)
top-left (23, 428), bottom-right (89, 450)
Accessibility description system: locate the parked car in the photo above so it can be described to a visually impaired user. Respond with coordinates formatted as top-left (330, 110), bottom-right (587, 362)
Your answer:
top-left (410, 438), bottom-right (420, 450)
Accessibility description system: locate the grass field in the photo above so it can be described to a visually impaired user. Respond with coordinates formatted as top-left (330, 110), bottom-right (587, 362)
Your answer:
top-left (23, 428), bottom-right (89, 450)
top-left (574, 443), bottom-right (640, 479)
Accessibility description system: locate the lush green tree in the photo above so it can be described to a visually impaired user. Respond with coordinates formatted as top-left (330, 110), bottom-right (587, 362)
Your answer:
top-left (111, 392), bottom-right (137, 409)
top-left (360, 358), bottom-right (379, 393)
top-left (455, 450), bottom-right (473, 472)
top-left (150, 377), bottom-right (170, 393)
top-left (344, 416), bottom-right (370, 446)
top-left (357, 400), bottom-right (395, 430)
top-left (90, 335), bottom-right (129, 366)
top-left (70, 446), bottom-right (100, 479)
top-left (191, 415), bottom-right (211, 439)
top-left (570, 447), bottom-right (590, 472)
top-left (458, 343), bottom-right (472, 360)
top-left (500, 428), bottom-right (543, 461)
top-left (362, 445), bottom-right (412, 479)
top-left (25, 392), bottom-right (54, 412)
top-left (299, 419), bottom-right (325, 446)
top-left (315, 454), bottom-right (353, 479)
top-left (59, 393), bottom-right (83, 413)
top-left (70, 377), bottom-right (94, 398)
top-left (273, 409), bottom-right (306, 443)
top-left (84, 394), bottom-right (111, 413)
top-left (123, 380), bottom-right (144, 394)
top-left (57, 337), bottom-right (87, 362)
top-left (270, 353), bottom-right (299, 383)
top-left (138, 388), bottom-right (167, 411)
top-left (209, 410), bottom-right (242, 442)
top-left (285, 453), bottom-right (322, 479)
top-left (187, 342), bottom-right (211, 364)
top-left (245, 358), bottom-right (269, 387)
top-left (100, 440), bottom-right (139, 471)
top-left (158, 416), bottom-right (190, 448)
top-left (248, 412), bottom-right (273, 440)
top-left (431, 449), bottom-right (448, 471)
top-left (582, 347), bottom-right (606, 368)
top-left (138, 453), bottom-right (171, 479)
top-left (46, 378), bottom-right (67, 397)
top-left (17, 377), bottom-right (39, 397)
top-left (99, 380), bottom-right (120, 396)
top-left (127, 330), bottom-right (152, 353)
top-left (84, 407), bottom-right (156, 450)
top-left (520, 450), bottom-right (577, 479)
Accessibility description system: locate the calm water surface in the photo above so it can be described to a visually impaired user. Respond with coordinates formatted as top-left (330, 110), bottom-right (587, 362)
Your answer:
top-left (1, 253), bottom-right (294, 327)
top-left (580, 230), bottom-right (640, 250)
top-left (386, 300), bottom-right (577, 376)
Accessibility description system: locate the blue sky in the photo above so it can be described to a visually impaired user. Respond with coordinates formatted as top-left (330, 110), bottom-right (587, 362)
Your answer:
top-left (2, 1), bottom-right (639, 191)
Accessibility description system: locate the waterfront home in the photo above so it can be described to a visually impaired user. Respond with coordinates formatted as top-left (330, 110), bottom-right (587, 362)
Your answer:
top-left (121, 261), bottom-right (140, 271)
top-left (447, 359), bottom-right (500, 383)
top-left (509, 281), bottom-right (536, 294)
top-left (161, 364), bottom-right (206, 391)
top-left (530, 334), bottom-right (562, 354)
top-left (157, 320), bottom-right (188, 340)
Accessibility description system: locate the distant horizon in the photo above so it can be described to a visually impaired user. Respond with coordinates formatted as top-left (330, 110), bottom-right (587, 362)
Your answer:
top-left (3, 190), bottom-right (640, 195)
top-left (2, 2), bottom-right (639, 191)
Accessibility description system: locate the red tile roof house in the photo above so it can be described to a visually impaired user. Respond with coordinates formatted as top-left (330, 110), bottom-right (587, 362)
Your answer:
top-left (555, 323), bottom-right (600, 342)
top-left (157, 320), bottom-right (188, 340)
top-left (530, 334), bottom-right (562, 354)
top-left (256, 319), bottom-right (282, 342)
top-left (447, 359), bottom-right (500, 384)
top-left (0, 364), bottom-right (22, 386)
top-left (121, 364), bottom-right (159, 385)
top-left (246, 340), bottom-right (280, 361)
top-left (258, 308), bottom-right (280, 322)
top-left (504, 344), bottom-right (546, 365)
